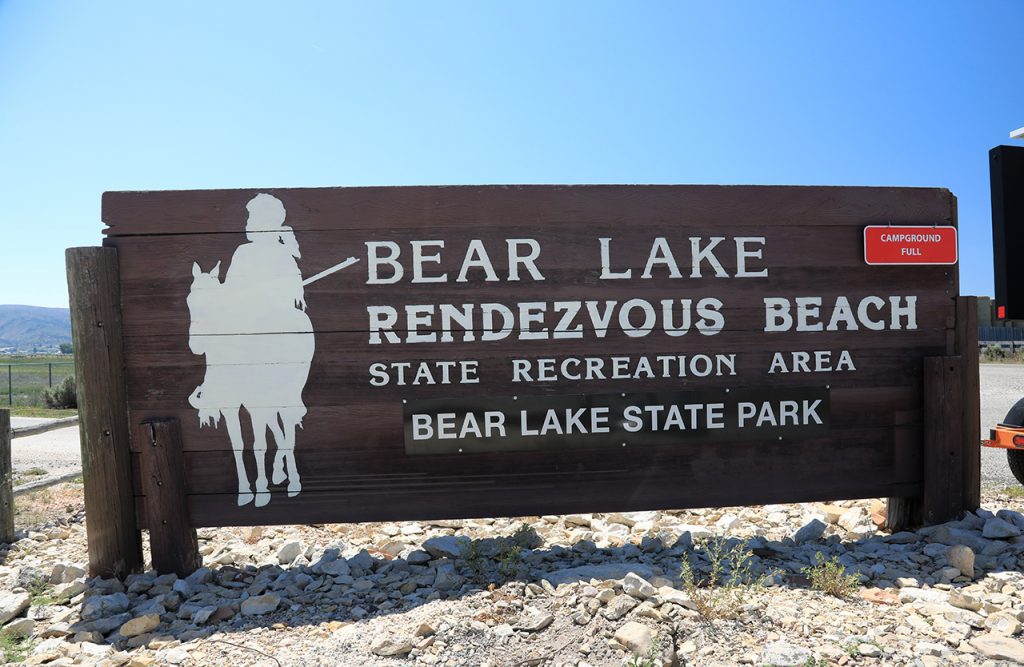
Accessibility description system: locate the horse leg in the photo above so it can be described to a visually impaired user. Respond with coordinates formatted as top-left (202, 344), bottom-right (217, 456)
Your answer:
top-left (281, 414), bottom-right (302, 498)
top-left (222, 408), bottom-right (253, 506)
top-left (270, 414), bottom-right (287, 485)
top-left (250, 409), bottom-right (272, 508)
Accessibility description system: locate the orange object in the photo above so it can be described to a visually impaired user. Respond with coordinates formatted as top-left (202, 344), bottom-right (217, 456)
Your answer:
top-left (984, 425), bottom-right (1024, 449)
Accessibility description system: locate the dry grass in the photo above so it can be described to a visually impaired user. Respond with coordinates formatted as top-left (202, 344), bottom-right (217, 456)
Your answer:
top-left (13, 481), bottom-right (84, 531)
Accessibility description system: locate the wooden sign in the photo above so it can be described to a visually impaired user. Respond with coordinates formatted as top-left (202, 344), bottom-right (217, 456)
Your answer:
top-left (92, 185), bottom-right (975, 556)
top-left (863, 225), bottom-right (958, 265)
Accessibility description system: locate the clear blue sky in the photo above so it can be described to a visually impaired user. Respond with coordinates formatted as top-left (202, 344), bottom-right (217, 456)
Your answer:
top-left (1, 1), bottom-right (1020, 307)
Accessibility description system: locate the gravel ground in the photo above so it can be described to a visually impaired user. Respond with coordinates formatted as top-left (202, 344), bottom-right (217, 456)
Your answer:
top-left (10, 487), bottom-right (1024, 666)
top-left (979, 364), bottom-right (1024, 490)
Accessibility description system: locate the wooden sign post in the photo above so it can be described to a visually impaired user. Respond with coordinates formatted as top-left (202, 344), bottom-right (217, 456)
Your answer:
top-left (1, 409), bottom-right (13, 544)
top-left (69, 185), bottom-right (979, 575)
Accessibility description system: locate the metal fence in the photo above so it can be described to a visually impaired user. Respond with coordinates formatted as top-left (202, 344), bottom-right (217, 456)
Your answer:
top-left (980, 326), bottom-right (1024, 342)
top-left (2, 361), bottom-right (76, 406)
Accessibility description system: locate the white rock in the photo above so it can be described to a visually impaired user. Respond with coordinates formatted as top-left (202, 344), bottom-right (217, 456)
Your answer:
top-left (607, 511), bottom-right (657, 527)
top-left (513, 608), bottom-right (553, 632)
top-left (938, 567), bottom-right (961, 581)
top-left (838, 507), bottom-right (867, 532)
top-left (984, 517), bottom-right (1022, 539)
top-left (613, 621), bottom-right (654, 655)
top-left (946, 545), bottom-right (975, 578)
top-left (371, 636), bottom-right (413, 656)
top-left (80, 592), bottom-right (129, 621)
top-left (2, 617), bottom-right (34, 638)
top-left (422, 535), bottom-right (467, 559)
top-left (997, 509), bottom-right (1024, 530)
top-left (948, 589), bottom-right (982, 611)
top-left (676, 525), bottom-right (713, 540)
top-left (793, 518), bottom-right (827, 543)
top-left (564, 514), bottom-right (592, 527)
top-left (986, 613), bottom-right (1021, 635)
top-left (240, 593), bottom-right (281, 616)
top-left (898, 587), bottom-right (949, 604)
top-left (656, 586), bottom-right (697, 610)
top-left (0, 592), bottom-right (30, 625)
top-left (542, 563), bottom-right (655, 587)
top-left (760, 641), bottom-right (811, 667)
top-left (602, 595), bottom-right (639, 621)
top-left (493, 623), bottom-right (514, 637)
top-left (320, 558), bottom-right (351, 577)
top-left (277, 541), bottom-right (303, 564)
top-left (914, 641), bottom-right (947, 656)
top-left (715, 514), bottom-right (739, 532)
top-left (162, 648), bottom-right (190, 665)
top-left (119, 614), bottom-right (160, 638)
top-left (621, 572), bottom-right (657, 600)
top-left (969, 633), bottom-right (1024, 662)
top-left (191, 606), bottom-right (217, 625)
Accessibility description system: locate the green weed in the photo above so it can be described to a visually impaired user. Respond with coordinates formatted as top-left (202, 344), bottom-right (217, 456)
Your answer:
top-left (679, 537), bottom-right (766, 620)
top-left (803, 552), bottom-right (860, 598)
top-left (0, 631), bottom-right (32, 663)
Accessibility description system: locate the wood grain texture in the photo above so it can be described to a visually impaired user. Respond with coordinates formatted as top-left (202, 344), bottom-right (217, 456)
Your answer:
top-left (103, 185), bottom-right (958, 529)
top-left (923, 356), bottom-right (964, 525)
top-left (102, 185), bottom-right (955, 236)
top-left (123, 385), bottom-right (924, 453)
top-left (66, 247), bottom-right (143, 577)
top-left (957, 296), bottom-right (981, 510)
top-left (0, 409), bottom-right (13, 543)
top-left (136, 418), bottom-right (200, 576)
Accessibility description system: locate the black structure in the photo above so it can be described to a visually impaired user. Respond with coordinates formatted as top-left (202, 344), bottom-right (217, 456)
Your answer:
top-left (991, 146), bottom-right (1024, 320)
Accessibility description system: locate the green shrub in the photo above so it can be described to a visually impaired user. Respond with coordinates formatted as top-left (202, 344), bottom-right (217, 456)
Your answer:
top-left (679, 537), bottom-right (766, 620)
top-left (0, 630), bottom-right (32, 663)
top-left (42, 375), bottom-right (76, 409)
top-left (983, 344), bottom-right (1007, 361)
top-left (802, 552), bottom-right (860, 598)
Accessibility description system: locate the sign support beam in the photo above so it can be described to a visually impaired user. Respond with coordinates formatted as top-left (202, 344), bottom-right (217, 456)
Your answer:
top-left (66, 247), bottom-right (143, 578)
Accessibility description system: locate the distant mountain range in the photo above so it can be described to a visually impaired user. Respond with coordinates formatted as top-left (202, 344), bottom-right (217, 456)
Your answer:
top-left (0, 305), bottom-right (72, 352)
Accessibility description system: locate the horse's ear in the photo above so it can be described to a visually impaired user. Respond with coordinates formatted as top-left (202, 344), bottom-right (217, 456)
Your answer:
top-left (211, 261), bottom-right (221, 278)
top-left (192, 262), bottom-right (201, 278)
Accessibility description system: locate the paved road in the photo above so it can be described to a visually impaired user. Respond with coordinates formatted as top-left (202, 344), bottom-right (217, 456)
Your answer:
top-left (9, 424), bottom-right (81, 489)
top-left (10, 416), bottom-right (53, 430)
top-left (980, 364), bottom-right (1024, 489)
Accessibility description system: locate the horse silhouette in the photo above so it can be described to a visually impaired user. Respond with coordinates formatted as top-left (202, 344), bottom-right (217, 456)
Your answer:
top-left (186, 195), bottom-right (315, 508)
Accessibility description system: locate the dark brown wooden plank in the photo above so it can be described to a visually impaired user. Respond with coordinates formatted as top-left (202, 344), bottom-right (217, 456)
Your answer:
top-left (123, 384), bottom-right (924, 453)
top-left (139, 476), bottom-right (924, 530)
top-left (923, 356), bottom-right (964, 525)
top-left (66, 247), bottom-right (143, 578)
top-left (131, 421), bottom-right (922, 499)
top-left (106, 227), bottom-right (957, 278)
top-left (957, 296), bottom-right (981, 510)
top-left (102, 185), bottom-right (955, 236)
top-left (135, 418), bottom-right (200, 576)
top-left (120, 347), bottom-right (941, 416)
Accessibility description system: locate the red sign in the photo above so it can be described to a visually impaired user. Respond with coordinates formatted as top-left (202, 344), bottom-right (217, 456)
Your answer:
top-left (864, 226), bottom-right (958, 265)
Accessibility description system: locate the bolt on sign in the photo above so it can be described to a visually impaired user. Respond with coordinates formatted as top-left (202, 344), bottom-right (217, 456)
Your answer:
top-left (89, 185), bottom-right (976, 572)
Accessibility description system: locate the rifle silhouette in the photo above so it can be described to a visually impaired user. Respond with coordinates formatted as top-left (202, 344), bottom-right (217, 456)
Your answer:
top-left (302, 257), bottom-right (360, 286)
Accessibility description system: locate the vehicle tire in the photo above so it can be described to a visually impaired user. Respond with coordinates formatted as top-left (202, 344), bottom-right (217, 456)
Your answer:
top-left (1008, 449), bottom-right (1024, 485)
